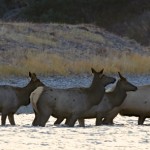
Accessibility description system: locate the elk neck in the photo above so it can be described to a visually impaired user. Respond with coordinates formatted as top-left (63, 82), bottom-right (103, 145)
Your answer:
top-left (107, 82), bottom-right (127, 107)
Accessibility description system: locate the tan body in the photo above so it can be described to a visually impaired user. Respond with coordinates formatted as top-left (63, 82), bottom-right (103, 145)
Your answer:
top-left (30, 68), bottom-right (116, 127)
top-left (0, 72), bottom-right (44, 126)
top-left (103, 85), bottom-right (150, 125)
top-left (54, 73), bottom-right (137, 126)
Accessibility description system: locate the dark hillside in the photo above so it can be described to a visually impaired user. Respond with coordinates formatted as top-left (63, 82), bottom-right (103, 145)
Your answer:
top-left (0, 0), bottom-right (150, 46)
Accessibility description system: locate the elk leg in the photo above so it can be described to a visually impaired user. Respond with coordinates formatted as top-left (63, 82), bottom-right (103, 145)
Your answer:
top-left (38, 107), bottom-right (52, 127)
top-left (1, 113), bottom-right (7, 126)
top-left (138, 116), bottom-right (146, 125)
top-left (78, 119), bottom-right (85, 127)
top-left (102, 109), bottom-right (119, 125)
top-left (8, 114), bottom-right (15, 125)
top-left (36, 102), bottom-right (52, 127)
top-left (32, 115), bottom-right (40, 126)
top-left (54, 118), bottom-right (64, 125)
top-left (32, 110), bottom-right (39, 126)
top-left (96, 113), bottom-right (103, 126)
top-left (66, 115), bottom-right (79, 127)
top-left (39, 113), bottom-right (51, 127)
top-left (65, 117), bottom-right (69, 125)
top-left (103, 117), bottom-right (114, 125)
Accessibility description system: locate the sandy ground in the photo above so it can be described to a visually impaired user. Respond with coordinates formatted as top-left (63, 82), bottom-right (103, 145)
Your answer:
top-left (0, 114), bottom-right (150, 150)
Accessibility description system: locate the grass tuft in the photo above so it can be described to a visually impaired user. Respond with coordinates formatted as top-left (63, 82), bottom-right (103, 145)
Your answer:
top-left (0, 50), bottom-right (149, 76)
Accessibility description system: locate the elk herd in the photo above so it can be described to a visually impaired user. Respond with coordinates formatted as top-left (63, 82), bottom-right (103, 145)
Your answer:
top-left (0, 68), bottom-right (150, 127)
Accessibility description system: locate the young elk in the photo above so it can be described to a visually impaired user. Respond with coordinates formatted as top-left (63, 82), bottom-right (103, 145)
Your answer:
top-left (30, 68), bottom-right (116, 127)
top-left (0, 72), bottom-right (44, 126)
top-left (77, 72), bottom-right (137, 126)
top-left (103, 84), bottom-right (149, 125)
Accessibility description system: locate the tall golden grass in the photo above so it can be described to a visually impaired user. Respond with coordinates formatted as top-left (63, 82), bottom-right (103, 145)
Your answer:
top-left (0, 50), bottom-right (149, 76)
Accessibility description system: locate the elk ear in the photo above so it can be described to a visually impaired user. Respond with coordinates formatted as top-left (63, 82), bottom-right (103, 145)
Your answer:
top-left (32, 73), bottom-right (37, 81)
top-left (91, 68), bottom-right (96, 74)
top-left (29, 72), bottom-right (37, 81)
top-left (99, 68), bottom-right (104, 74)
top-left (118, 72), bottom-right (125, 80)
top-left (29, 72), bottom-right (32, 78)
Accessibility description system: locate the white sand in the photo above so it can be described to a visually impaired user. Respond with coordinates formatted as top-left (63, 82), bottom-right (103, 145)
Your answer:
top-left (0, 114), bottom-right (150, 150)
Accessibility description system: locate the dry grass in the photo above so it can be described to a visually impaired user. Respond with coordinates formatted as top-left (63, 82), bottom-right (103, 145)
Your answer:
top-left (0, 22), bottom-right (149, 76)
top-left (0, 49), bottom-right (149, 77)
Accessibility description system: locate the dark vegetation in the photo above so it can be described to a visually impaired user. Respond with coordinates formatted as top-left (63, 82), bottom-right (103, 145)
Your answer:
top-left (0, 0), bottom-right (150, 46)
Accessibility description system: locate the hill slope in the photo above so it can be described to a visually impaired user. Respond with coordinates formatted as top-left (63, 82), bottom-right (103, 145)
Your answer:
top-left (0, 22), bottom-right (149, 76)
